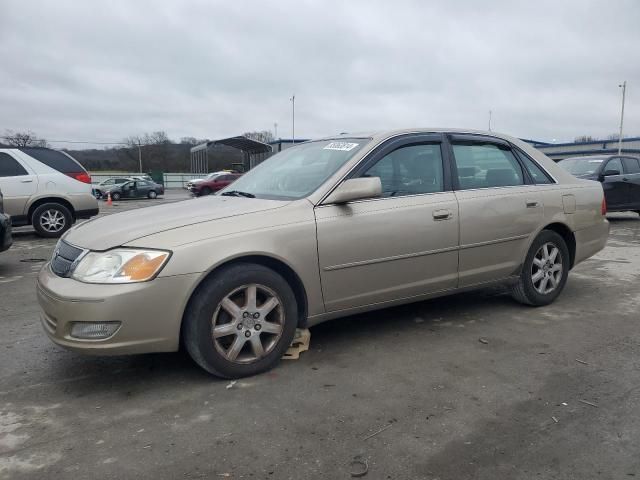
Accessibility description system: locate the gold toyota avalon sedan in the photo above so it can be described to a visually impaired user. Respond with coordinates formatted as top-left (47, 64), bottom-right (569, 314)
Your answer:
top-left (37, 129), bottom-right (610, 378)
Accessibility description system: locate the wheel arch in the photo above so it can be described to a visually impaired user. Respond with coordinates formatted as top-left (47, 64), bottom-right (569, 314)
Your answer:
top-left (28, 197), bottom-right (76, 223)
top-left (179, 254), bottom-right (310, 344)
top-left (542, 222), bottom-right (576, 269)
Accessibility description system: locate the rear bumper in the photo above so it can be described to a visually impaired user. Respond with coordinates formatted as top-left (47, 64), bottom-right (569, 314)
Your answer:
top-left (0, 214), bottom-right (12, 252)
top-left (574, 218), bottom-right (610, 267)
top-left (37, 264), bottom-right (199, 355)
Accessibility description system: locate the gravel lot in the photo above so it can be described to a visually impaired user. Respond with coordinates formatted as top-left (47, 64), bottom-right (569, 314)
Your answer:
top-left (1, 191), bottom-right (639, 479)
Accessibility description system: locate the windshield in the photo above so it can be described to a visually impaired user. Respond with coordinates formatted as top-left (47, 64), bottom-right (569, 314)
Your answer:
top-left (219, 139), bottom-right (370, 200)
top-left (558, 157), bottom-right (604, 175)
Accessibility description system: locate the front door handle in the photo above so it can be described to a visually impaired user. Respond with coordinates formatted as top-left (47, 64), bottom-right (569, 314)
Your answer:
top-left (432, 209), bottom-right (452, 220)
top-left (21, 179), bottom-right (33, 183)
top-left (526, 200), bottom-right (539, 208)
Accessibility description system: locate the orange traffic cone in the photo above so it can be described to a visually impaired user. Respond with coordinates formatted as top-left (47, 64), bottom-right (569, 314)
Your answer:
top-left (107, 192), bottom-right (113, 206)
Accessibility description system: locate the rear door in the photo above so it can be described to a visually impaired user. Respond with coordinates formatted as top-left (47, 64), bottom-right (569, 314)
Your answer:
top-left (0, 151), bottom-right (37, 218)
top-left (621, 157), bottom-right (640, 208)
top-left (447, 134), bottom-right (544, 287)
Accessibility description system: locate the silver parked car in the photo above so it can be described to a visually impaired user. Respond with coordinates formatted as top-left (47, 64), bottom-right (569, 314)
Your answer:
top-left (37, 129), bottom-right (609, 378)
top-left (0, 147), bottom-right (98, 237)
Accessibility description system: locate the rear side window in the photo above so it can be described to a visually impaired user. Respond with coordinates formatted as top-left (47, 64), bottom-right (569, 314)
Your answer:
top-left (19, 148), bottom-right (86, 174)
top-left (518, 153), bottom-right (554, 184)
top-left (452, 143), bottom-right (524, 189)
top-left (623, 158), bottom-right (640, 174)
top-left (0, 152), bottom-right (29, 177)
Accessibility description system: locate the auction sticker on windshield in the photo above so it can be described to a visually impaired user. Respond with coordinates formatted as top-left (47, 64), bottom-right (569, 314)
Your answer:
top-left (323, 142), bottom-right (359, 151)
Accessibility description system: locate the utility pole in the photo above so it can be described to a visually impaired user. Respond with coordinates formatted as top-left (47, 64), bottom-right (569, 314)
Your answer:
top-left (290, 94), bottom-right (295, 144)
top-left (274, 122), bottom-right (278, 139)
top-left (137, 141), bottom-right (143, 173)
top-left (488, 110), bottom-right (492, 131)
top-left (618, 81), bottom-right (627, 155)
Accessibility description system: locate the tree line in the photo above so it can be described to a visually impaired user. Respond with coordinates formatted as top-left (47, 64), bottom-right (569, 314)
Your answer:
top-left (1, 129), bottom-right (276, 172)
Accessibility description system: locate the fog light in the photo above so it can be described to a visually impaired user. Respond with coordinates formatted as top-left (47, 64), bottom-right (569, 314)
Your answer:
top-left (70, 322), bottom-right (121, 339)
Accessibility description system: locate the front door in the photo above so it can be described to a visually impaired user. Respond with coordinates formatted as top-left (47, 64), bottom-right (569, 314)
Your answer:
top-left (314, 134), bottom-right (459, 313)
top-left (447, 135), bottom-right (544, 287)
top-left (622, 157), bottom-right (640, 209)
top-left (0, 151), bottom-right (37, 218)
top-left (601, 157), bottom-right (627, 209)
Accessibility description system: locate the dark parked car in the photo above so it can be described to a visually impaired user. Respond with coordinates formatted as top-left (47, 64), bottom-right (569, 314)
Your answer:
top-left (0, 188), bottom-right (12, 253)
top-left (558, 155), bottom-right (640, 214)
top-left (187, 172), bottom-right (242, 196)
top-left (93, 177), bottom-right (132, 198)
top-left (104, 179), bottom-right (164, 201)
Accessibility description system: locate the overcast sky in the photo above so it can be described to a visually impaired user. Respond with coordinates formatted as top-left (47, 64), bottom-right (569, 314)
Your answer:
top-left (1, 0), bottom-right (638, 149)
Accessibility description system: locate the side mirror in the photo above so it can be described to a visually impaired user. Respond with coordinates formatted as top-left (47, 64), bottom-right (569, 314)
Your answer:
top-left (603, 169), bottom-right (620, 177)
top-left (323, 177), bottom-right (382, 205)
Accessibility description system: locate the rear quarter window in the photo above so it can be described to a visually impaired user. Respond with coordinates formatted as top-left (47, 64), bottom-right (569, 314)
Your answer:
top-left (19, 148), bottom-right (86, 174)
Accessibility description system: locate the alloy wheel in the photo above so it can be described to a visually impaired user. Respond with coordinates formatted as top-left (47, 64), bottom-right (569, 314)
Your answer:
top-left (531, 242), bottom-right (563, 294)
top-left (211, 284), bottom-right (284, 364)
top-left (40, 209), bottom-right (66, 233)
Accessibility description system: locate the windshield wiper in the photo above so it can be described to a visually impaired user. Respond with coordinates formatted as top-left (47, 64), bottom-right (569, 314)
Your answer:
top-left (221, 190), bottom-right (256, 198)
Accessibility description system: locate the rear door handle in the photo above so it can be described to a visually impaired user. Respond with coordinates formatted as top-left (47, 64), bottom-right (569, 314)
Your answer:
top-left (21, 179), bottom-right (33, 183)
top-left (433, 209), bottom-right (452, 220)
top-left (526, 200), bottom-right (539, 208)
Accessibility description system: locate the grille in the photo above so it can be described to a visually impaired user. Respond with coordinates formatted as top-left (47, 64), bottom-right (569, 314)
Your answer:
top-left (51, 240), bottom-right (84, 277)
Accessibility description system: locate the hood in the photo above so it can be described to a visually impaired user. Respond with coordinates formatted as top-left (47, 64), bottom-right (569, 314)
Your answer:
top-left (64, 196), bottom-right (288, 250)
top-left (571, 173), bottom-right (599, 180)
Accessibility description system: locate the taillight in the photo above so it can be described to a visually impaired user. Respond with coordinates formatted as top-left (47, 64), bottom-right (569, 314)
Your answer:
top-left (601, 197), bottom-right (607, 216)
top-left (66, 172), bottom-right (92, 184)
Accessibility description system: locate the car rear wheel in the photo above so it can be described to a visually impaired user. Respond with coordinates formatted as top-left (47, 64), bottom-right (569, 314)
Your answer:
top-left (183, 263), bottom-right (298, 378)
top-left (511, 230), bottom-right (570, 306)
top-left (32, 203), bottom-right (73, 238)
top-left (200, 187), bottom-right (212, 196)
top-left (148, 190), bottom-right (157, 199)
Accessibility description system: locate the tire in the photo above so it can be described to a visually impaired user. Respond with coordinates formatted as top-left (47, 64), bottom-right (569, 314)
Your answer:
top-left (110, 192), bottom-right (121, 201)
top-left (183, 263), bottom-right (298, 378)
top-left (511, 230), bottom-right (570, 306)
top-left (147, 190), bottom-right (157, 199)
top-left (32, 203), bottom-right (73, 238)
top-left (200, 187), bottom-right (212, 196)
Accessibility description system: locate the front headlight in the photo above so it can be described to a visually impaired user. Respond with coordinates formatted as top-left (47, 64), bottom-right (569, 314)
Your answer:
top-left (71, 249), bottom-right (171, 284)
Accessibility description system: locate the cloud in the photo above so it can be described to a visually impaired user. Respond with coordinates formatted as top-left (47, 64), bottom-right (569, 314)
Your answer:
top-left (0, 0), bottom-right (638, 148)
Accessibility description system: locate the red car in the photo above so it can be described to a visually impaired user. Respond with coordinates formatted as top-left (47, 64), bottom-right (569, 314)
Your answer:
top-left (186, 172), bottom-right (242, 196)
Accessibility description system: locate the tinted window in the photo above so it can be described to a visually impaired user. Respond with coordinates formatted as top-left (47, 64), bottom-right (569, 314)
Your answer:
top-left (0, 153), bottom-right (29, 177)
top-left (19, 148), bottom-right (85, 174)
top-left (605, 158), bottom-right (623, 174)
top-left (453, 143), bottom-right (524, 189)
top-left (519, 153), bottom-right (553, 184)
top-left (361, 144), bottom-right (444, 197)
top-left (623, 158), bottom-right (640, 174)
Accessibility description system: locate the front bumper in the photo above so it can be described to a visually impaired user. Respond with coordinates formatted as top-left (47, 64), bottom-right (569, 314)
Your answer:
top-left (37, 264), bottom-right (200, 355)
top-left (0, 214), bottom-right (12, 252)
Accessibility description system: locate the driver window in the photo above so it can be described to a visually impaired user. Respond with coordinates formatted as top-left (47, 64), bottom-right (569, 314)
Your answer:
top-left (361, 144), bottom-right (444, 198)
top-left (605, 158), bottom-right (623, 174)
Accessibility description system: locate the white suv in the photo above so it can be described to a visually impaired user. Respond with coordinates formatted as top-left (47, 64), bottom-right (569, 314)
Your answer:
top-left (0, 147), bottom-right (98, 237)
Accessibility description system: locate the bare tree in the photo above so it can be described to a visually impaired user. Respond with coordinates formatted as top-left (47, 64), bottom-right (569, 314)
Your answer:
top-left (123, 131), bottom-right (172, 147)
top-left (2, 129), bottom-right (49, 147)
top-left (243, 130), bottom-right (274, 144)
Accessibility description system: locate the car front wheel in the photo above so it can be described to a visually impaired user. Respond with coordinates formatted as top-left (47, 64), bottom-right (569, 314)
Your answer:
top-left (148, 190), bottom-right (157, 199)
top-left (183, 263), bottom-right (298, 378)
top-left (200, 187), bottom-right (212, 196)
top-left (511, 230), bottom-right (570, 306)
